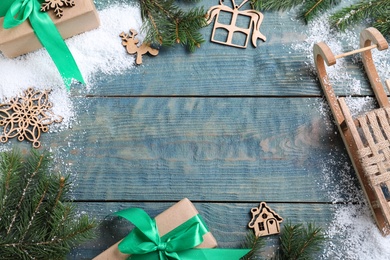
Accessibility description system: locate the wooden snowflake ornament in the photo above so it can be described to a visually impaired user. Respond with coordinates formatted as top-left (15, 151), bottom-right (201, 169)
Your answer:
top-left (248, 202), bottom-right (283, 237)
top-left (40, 0), bottom-right (75, 18)
top-left (120, 29), bottom-right (159, 65)
top-left (207, 0), bottom-right (266, 48)
top-left (0, 88), bottom-right (63, 148)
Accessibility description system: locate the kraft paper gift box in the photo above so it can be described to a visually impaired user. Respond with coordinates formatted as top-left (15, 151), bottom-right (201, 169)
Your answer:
top-left (93, 198), bottom-right (218, 260)
top-left (0, 0), bottom-right (100, 58)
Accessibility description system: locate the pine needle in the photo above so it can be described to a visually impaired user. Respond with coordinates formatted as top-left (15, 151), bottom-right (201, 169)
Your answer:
top-left (240, 231), bottom-right (266, 259)
top-left (250, 0), bottom-right (304, 12)
top-left (0, 150), bottom-right (96, 259)
top-left (330, 0), bottom-right (390, 35)
top-left (250, 0), bottom-right (390, 34)
top-left (278, 222), bottom-right (325, 260)
top-left (299, 0), bottom-right (341, 22)
top-left (139, 0), bottom-right (207, 51)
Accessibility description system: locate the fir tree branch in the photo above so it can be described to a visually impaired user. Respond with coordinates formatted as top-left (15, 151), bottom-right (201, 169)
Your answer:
top-left (250, 0), bottom-right (304, 11)
top-left (0, 150), bottom-right (22, 218)
top-left (6, 153), bottom-right (44, 235)
top-left (240, 231), bottom-right (266, 259)
top-left (139, 0), bottom-right (207, 51)
top-left (300, 223), bottom-right (324, 258)
top-left (330, 0), bottom-right (390, 34)
top-left (19, 181), bottom-right (49, 242)
top-left (374, 15), bottom-right (390, 35)
top-left (0, 150), bottom-right (96, 259)
top-left (301, 0), bottom-right (341, 22)
top-left (250, 0), bottom-right (390, 35)
top-left (278, 222), bottom-right (325, 260)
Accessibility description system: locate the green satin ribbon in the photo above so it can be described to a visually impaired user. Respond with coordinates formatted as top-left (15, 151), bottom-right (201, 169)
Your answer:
top-left (114, 207), bottom-right (250, 260)
top-left (1, 0), bottom-right (84, 90)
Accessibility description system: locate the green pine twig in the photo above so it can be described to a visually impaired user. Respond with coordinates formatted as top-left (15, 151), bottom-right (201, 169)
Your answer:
top-left (250, 0), bottom-right (304, 12)
top-left (139, 0), bottom-right (207, 51)
top-left (278, 222), bottom-right (325, 260)
top-left (0, 150), bottom-right (96, 259)
top-left (241, 231), bottom-right (266, 259)
top-left (330, 0), bottom-right (390, 35)
top-left (250, 0), bottom-right (341, 22)
top-left (301, 0), bottom-right (341, 22)
top-left (250, 0), bottom-right (390, 35)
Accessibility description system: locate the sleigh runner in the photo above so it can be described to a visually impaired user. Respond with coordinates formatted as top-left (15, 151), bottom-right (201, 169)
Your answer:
top-left (313, 27), bottom-right (390, 235)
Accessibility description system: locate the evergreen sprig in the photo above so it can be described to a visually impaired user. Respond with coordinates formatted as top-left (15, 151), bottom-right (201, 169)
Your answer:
top-left (277, 222), bottom-right (325, 260)
top-left (242, 222), bottom-right (325, 260)
top-left (330, 0), bottom-right (390, 35)
top-left (241, 231), bottom-right (266, 260)
top-left (139, 0), bottom-right (207, 51)
top-left (250, 0), bottom-right (390, 35)
top-left (250, 0), bottom-right (341, 22)
top-left (301, 0), bottom-right (342, 22)
top-left (0, 150), bottom-right (95, 259)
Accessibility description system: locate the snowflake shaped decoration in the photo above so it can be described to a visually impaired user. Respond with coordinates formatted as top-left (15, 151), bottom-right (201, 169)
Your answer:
top-left (40, 0), bottom-right (75, 18)
top-left (0, 88), bottom-right (63, 148)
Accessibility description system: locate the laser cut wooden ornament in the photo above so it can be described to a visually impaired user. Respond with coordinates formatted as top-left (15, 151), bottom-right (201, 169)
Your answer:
top-left (120, 29), bottom-right (159, 65)
top-left (40, 0), bottom-right (75, 18)
top-left (0, 88), bottom-right (63, 148)
top-left (207, 0), bottom-right (266, 48)
top-left (248, 202), bottom-right (283, 237)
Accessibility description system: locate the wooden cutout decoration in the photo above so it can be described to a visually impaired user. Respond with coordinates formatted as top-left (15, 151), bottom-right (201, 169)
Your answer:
top-left (313, 27), bottom-right (390, 235)
top-left (0, 88), bottom-right (63, 149)
top-left (206, 0), bottom-right (266, 48)
top-left (120, 29), bottom-right (159, 65)
top-left (41, 0), bottom-right (75, 18)
top-left (248, 202), bottom-right (283, 237)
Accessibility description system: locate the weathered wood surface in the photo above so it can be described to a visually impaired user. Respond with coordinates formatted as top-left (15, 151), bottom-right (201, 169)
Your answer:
top-left (86, 0), bottom-right (386, 97)
top-left (3, 0), bottom-right (389, 258)
top-left (35, 97), bottom-right (354, 203)
top-left (67, 202), bottom-right (337, 259)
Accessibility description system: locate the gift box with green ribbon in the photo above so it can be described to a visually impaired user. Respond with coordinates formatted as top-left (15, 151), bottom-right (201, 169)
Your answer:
top-left (0, 0), bottom-right (100, 89)
top-left (94, 198), bottom-right (250, 260)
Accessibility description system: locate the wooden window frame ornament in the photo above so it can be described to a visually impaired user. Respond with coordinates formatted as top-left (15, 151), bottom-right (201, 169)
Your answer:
top-left (206, 0), bottom-right (266, 49)
top-left (313, 27), bottom-right (390, 235)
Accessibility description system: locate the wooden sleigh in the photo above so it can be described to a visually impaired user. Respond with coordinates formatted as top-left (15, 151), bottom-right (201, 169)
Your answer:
top-left (313, 27), bottom-right (390, 235)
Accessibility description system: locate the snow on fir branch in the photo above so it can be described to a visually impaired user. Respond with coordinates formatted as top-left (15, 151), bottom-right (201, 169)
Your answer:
top-left (250, 0), bottom-right (390, 35)
top-left (241, 222), bottom-right (325, 259)
top-left (330, 0), bottom-right (390, 35)
top-left (0, 150), bottom-right (95, 259)
top-left (140, 0), bottom-right (208, 52)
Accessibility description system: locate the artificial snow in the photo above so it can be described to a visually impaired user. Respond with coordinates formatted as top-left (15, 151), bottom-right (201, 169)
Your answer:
top-left (291, 12), bottom-right (390, 260)
top-left (0, 4), bottom-right (142, 129)
top-left (0, 2), bottom-right (390, 259)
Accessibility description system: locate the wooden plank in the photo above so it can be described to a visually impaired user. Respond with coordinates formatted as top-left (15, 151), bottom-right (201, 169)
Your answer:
top-left (83, 1), bottom-right (381, 97)
top-left (19, 97), bottom-right (357, 203)
top-left (67, 202), bottom-right (337, 259)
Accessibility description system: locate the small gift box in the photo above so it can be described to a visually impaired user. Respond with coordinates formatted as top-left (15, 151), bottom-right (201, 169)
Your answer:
top-left (93, 198), bottom-right (218, 260)
top-left (0, 0), bottom-right (100, 58)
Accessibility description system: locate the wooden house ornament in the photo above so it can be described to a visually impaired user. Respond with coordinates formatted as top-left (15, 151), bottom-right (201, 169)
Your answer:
top-left (248, 202), bottom-right (283, 237)
top-left (206, 0), bottom-right (266, 48)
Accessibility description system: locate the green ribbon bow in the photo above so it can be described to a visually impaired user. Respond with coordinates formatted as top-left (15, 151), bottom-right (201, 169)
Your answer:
top-left (1, 0), bottom-right (84, 90)
top-left (114, 207), bottom-right (250, 260)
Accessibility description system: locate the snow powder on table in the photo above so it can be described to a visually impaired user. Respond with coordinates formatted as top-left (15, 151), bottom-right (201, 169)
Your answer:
top-left (0, 4), bottom-right (142, 129)
top-left (291, 14), bottom-right (390, 260)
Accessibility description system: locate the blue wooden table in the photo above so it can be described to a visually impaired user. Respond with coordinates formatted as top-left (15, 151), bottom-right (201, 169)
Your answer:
top-left (7, 0), bottom-right (390, 258)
